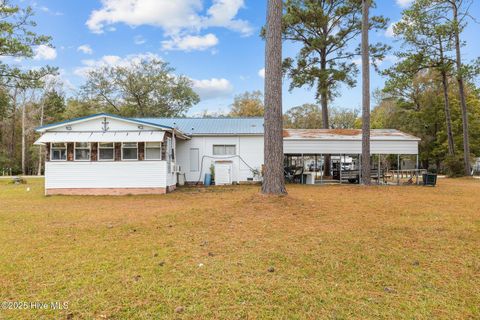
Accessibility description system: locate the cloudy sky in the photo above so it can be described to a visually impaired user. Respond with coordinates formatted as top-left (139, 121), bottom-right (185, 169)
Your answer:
top-left (14, 0), bottom-right (480, 115)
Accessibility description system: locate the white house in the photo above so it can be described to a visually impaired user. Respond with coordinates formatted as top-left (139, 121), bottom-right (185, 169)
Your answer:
top-left (35, 114), bottom-right (265, 195)
top-left (35, 113), bottom-right (420, 195)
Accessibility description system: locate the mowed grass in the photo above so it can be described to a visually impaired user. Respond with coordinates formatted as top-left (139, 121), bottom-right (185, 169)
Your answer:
top-left (0, 179), bottom-right (479, 319)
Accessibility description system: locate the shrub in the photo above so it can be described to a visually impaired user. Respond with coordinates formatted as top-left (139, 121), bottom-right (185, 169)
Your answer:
top-left (444, 155), bottom-right (465, 177)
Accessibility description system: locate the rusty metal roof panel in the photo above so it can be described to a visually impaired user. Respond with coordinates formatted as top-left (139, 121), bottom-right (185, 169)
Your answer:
top-left (283, 129), bottom-right (420, 141)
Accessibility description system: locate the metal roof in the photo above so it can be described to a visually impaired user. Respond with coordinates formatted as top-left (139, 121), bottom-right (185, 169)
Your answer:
top-left (36, 113), bottom-right (174, 132)
top-left (283, 129), bottom-right (421, 141)
top-left (137, 118), bottom-right (265, 135)
top-left (34, 131), bottom-right (165, 145)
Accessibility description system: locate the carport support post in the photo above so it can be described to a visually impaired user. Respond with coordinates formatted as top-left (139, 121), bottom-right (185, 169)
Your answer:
top-left (301, 153), bottom-right (304, 184)
top-left (416, 154), bottom-right (419, 185)
top-left (397, 154), bottom-right (400, 185)
top-left (377, 154), bottom-right (380, 185)
top-left (358, 154), bottom-right (362, 184)
top-left (339, 154), bottom-right (342, 184)
top-left (320, 154), bottom-right (323, 185)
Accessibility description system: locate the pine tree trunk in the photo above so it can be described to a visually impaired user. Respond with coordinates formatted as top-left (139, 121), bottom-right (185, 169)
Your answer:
top-left (22, 103), bottom-right (26, 175)
top-left (361, 0), bottom-right (371, 185)
top-left (438, 36), bottom-right (455, 156)
top-left (452, 2), bottom-right (471, 175)
top-left (319, 71), bottom-right (331, 176)
top-left (440, 70), bottom-right (455, 156)
top-left (37, 100), bottom-right (44, 176)
top-left (10, 88), bottom-right (17, 159)
top-left (21, 100), bottom-right (26, 175)
top-left (262, 0), bottom-right (286, 195)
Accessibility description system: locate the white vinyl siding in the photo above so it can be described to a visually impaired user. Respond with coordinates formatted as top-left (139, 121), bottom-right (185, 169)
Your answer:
top-left (51, 143), bottom-right (67, 161)
top-left (98, 142), bottom-right (114, 161)
top-left (45, 161), bottom-right (168, 189)
top-left (175, 136), bottom-right (264, 183)
top-left (74, 142), bottom-right (91, 161)
top-left (283, 140), bottom-right (419, 155)
top-left (189, 148), bottom-right (199, 172)
top-left (213, 144), bottom-right (236, 156)
top-left (122, 142), bottom-right (138, 160)
top-left (145, 142), bottom-right (161, 160)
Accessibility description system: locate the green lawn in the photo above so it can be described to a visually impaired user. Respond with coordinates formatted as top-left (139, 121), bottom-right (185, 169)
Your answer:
top-left (0, 178), bottom-right (479, 319)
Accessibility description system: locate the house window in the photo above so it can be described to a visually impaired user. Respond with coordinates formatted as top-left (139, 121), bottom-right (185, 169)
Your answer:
top-left (98, 142), bottom-right (114, 161)
top-left (190, 148), bottom-right (199, 172)
top-left (213, 145), bottom-right (236, 156)
top-left (145, 142), bottom-right (161, 160)
top-left (122, 142), bottom-right (138, 160)
top-left (74, 142), bottom-right (91, 161)
top-left (51, 143), bottom-right (67, 161)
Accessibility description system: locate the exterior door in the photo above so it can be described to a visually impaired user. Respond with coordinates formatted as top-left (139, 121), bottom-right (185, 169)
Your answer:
top-left (215, 162), bottom-right (232, 185)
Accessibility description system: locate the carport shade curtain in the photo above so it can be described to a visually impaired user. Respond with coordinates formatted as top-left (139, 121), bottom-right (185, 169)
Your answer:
top-left (34, 131), bottom-right (166, 145)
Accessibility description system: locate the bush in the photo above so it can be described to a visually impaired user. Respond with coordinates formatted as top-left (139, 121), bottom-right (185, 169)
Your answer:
top-left (444, 155), bottom-right (465, 177)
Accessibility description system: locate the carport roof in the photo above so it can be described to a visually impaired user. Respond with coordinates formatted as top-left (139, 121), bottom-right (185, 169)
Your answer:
top-left (283, 129), bottom-right (421, 141)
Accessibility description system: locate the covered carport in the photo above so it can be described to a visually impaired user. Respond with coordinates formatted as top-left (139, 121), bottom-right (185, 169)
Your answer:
top-left (283, 129), bottom-right (422, 185)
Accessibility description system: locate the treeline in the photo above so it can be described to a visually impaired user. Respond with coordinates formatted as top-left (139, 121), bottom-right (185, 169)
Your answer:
top-left (1, 0), bottom-right (479, 176)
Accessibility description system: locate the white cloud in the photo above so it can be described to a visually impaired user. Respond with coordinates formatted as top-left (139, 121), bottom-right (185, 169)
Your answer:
top-left (258, 68), bottom-right (265, 79)
top-left (74, 52), bottom-right (161, 77)
top-left (382, 55), bottom-right (400, 65)
top-left (35, 4), bottom-right (63, 16)
top-left (352, 55), bottom-right (399, 67)
top-left (162, 33), bottom-right (218, 51)
top-left (385, 22), bottom-right (396, 38)
top-left (87, 0), bottom-right (252, 35)
top-left (86, 0), bottom-right (253, 51)
top-left (134, 35), bottom-right (146, 45)
top-left (34, 45), bottom-right (57, 60)
top-left (191, 78), bottom-right (234, 100)
top-left (43, 69), bottom-right (77, 93)
top-left (396, 0), bottom-right (414, 8)
top-left (77, 44), bottom-right (93, 55)
top-left (203, 0), bottom-right (252, 35)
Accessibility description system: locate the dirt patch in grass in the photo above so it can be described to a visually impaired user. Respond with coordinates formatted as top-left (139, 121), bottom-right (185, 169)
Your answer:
top-left (0, 178), bottom-right (479, 319)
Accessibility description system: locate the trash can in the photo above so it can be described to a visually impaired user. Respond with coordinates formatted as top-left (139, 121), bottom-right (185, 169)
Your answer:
top-left (204, 173), bottom-right (212, 186)
top-left (422, 173), bottom-right (437, 186)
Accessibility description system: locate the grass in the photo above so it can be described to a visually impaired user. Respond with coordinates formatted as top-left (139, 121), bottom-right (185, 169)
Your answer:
top-left (0, 178), bottom-right (479, 319)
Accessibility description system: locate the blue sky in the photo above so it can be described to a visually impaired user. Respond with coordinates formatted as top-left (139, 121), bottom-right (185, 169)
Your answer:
top-left (14, 0), bottom-right (480, 115)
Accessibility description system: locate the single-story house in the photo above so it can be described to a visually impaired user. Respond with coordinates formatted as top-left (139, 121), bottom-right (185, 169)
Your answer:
top-left (35, 113), bottom-right (420, 195)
